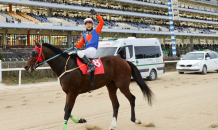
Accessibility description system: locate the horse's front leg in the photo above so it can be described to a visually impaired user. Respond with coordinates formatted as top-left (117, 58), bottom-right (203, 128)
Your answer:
top-left (62, 93), bottom-right (87, 130)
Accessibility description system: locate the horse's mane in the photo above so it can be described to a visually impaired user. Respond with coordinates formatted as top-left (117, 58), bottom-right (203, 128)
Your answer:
top-left (42, 43), bottom-right (77, 60)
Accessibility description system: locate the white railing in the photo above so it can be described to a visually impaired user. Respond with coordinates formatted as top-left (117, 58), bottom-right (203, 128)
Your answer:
top-left (0, 60), bottom-right (52, 86)
top-left (0, 60), bottom-right (179, 86)
top-left (3, 58), bottom-right (26, 61)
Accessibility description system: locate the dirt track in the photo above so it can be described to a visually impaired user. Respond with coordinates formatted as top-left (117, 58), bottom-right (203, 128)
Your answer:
top-left (0, 72), bottom-right (218, 130)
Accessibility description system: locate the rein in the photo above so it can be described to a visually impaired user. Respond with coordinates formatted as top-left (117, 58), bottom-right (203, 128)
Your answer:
top-left (33, 44), bottom-right (84, 79)
top-left (35, 45), bottom-right (78, 67)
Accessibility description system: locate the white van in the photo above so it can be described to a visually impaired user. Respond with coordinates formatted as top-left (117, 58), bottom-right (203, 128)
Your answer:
top-left (96, 37), bottom-right (165, 80)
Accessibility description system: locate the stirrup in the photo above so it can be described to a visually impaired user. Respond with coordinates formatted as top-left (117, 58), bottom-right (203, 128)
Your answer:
top-left (87, 67), bottom-right (95, 73)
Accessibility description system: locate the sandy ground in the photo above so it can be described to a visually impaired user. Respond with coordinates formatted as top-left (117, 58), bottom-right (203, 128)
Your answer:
top-left (0, 72), bottom-right (218, 130)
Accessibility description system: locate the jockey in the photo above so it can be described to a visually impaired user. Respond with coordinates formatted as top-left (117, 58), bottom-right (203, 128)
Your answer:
top-left (75, 9), bottom-right (104, 73)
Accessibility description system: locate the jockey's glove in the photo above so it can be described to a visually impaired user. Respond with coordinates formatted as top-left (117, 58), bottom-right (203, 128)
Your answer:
top-left (90, 9), bottom-right (97, 15)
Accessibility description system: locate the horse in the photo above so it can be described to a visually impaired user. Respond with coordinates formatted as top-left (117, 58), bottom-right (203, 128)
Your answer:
top-left (24, 42), bottom-right (154, 130)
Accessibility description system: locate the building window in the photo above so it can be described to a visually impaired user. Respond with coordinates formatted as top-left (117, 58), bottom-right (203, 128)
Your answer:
top-left (6, 34), bottom-right (49, 46)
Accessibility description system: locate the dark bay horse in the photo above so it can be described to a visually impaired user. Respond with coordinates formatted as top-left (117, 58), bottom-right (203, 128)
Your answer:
top-left (24, 43), bottom-right (154, 130)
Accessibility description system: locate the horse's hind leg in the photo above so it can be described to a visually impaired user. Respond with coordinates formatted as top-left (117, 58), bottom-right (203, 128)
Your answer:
top-left (119, 86), bottom-right (141, 124)
top-left (106, 81), bottom-right (120, 130)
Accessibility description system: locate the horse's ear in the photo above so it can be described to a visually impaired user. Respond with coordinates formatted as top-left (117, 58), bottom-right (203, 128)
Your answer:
top-left (35, 42), bottom-right (41, 48)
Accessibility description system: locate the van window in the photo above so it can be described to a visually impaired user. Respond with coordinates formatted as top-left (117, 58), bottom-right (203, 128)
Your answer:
top-left (96, 47), bottom-right (117, 57)
top-left (135, 46), bottom-right (161, 59)
top-left (128, 46), bottom-right (133, 58)
top-left (117, 46), bottom-right (133, 59)
top-left (135, 47), bottom-right (144, 59)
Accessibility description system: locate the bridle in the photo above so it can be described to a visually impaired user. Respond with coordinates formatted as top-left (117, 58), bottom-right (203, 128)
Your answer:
top-left (30, 45), bottom-right (45, 67)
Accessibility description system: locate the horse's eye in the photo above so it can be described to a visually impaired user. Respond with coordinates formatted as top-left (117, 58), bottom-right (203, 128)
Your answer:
top-left (31, 50), bottom-right (38, 58)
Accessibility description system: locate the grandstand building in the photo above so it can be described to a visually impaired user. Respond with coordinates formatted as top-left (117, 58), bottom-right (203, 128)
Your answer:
top-left (0, 0), bottom-right (218, 59)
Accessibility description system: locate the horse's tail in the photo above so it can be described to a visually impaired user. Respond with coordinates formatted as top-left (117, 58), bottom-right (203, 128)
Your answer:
top-left (127, 61), bottom-right (154, 106)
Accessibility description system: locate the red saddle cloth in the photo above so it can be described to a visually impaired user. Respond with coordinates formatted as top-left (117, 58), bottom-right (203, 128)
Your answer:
top-left (77, 58), bottom-right (105, 75)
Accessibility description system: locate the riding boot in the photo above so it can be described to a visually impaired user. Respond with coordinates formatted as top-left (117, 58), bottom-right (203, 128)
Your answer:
top-left (82, 55), bottom-right (96, 73)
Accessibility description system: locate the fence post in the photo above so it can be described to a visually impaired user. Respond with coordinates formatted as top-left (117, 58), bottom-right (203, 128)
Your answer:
top-left (19, 70), bottom-right (21, 86)
top-left (0, 60), bottom-right (2, 82)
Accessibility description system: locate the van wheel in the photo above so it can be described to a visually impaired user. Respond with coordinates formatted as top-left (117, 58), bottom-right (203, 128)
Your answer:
top-left (179, 72), bottom-right (184, 74)
top-left (202, 65), bottom-right (207, 75)
top-left (148, 69), bottom-right (157, 81)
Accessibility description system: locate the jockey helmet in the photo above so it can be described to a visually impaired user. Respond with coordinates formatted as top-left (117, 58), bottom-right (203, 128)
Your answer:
top-left (84, 18), bottom-right (94, 25)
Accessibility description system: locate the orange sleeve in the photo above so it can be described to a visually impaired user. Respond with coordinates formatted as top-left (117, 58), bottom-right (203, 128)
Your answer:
top-left (75, 36), bottom-right (85, 48)
top-left (95, 15), bottom-right (104, 34)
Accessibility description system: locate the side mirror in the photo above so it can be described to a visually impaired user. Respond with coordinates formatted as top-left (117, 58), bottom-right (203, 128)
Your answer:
top-left (116, 47), bottom-right (125, 54)
top-left (206, 57), bottom-right (210, 60)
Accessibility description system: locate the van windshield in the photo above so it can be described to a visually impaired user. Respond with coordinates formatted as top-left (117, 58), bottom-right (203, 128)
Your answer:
top-left (96, 47), bottom-right (117, 57)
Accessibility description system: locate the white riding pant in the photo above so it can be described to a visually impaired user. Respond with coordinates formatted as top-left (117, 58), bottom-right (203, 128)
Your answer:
top-left (77, 47), bottom-right (97, 58)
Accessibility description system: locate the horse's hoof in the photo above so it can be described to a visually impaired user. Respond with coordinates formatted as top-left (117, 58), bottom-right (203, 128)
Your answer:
top-left (109, 126), bottom-right (115, 130)
top-left (78, 118), bottom-right (87, 123)
top-left (135, 119), bottom-right (141, 124)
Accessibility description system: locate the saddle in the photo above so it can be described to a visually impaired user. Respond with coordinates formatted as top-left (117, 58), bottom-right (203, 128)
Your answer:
top-left (69, 53), bottom-right (98, 63)
top-left (69, 53), bottom-right (105, 93)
